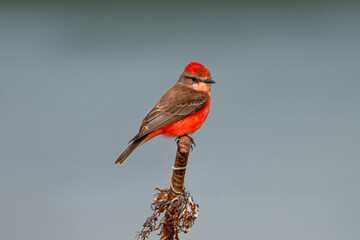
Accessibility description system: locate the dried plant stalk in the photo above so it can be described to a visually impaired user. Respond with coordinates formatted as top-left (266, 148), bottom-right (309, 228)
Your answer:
top-left (137, 136), bottom-right (199, 240)
top-left (168, 136), bottom-right (192, 201)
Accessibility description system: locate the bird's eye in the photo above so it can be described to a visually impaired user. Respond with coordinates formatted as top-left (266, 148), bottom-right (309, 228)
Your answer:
top-left (190, 77), bottom-right (197, 81)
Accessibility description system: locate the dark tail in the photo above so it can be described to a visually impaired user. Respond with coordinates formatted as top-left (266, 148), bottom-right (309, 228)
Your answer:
top-left (115, 136), bottom-right (146, 164)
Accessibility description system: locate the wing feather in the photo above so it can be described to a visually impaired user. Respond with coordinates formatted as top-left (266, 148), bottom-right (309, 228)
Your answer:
top-left (131, 84), bottom-right (209, 141)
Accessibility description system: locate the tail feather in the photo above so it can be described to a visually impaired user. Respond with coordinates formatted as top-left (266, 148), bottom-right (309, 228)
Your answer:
top-left (115, 136), bottom-right (146, 164)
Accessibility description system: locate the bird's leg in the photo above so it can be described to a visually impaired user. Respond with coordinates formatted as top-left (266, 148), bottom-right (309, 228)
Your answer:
top-left (175, 134), bottom-right (196, 150)
top-left (185, 135), bottom-right (196, 148)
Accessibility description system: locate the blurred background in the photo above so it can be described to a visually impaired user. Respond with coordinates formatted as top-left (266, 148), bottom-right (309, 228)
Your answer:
top-left (1, 0), bottom-right (359, 239)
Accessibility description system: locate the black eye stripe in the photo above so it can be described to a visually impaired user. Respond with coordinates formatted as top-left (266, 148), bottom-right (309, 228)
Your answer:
top-left (186, 76), bottom-right (199, 82)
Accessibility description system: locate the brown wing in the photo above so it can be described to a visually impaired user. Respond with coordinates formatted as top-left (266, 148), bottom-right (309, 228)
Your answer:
top-left (131, 84), bottom-right (209, 142)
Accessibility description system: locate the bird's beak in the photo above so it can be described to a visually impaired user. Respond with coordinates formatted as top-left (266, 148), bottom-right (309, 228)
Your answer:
top-left (204, 79), bottom-right (216, 84)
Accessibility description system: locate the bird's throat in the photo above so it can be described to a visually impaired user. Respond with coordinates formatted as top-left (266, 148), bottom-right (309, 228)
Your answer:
top-left (189, 82), bottom-right (211, 92)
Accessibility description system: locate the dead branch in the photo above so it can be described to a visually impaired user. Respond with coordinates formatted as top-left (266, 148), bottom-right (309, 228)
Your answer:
top-left (137, 136), bottom-right (199, 240)
top-left (168, 136), bottom-right (192, 201)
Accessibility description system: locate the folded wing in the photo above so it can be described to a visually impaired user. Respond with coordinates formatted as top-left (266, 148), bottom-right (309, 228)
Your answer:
top-left (131, 84), bottom-right (209, 142)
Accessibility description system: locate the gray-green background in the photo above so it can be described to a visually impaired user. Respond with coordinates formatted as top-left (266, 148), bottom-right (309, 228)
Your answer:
top-left (1, 1), bottom-right (359, 239)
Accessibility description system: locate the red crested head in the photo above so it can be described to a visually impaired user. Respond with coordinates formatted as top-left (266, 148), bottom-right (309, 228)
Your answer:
top-left (184, 62), bottom-right (210, 78)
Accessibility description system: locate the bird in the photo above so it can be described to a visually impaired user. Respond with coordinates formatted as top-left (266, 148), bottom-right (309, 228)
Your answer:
top-left (115, 62), bottom-right (215, 164)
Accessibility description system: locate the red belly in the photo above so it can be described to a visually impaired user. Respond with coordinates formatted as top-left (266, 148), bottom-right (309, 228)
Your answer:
top-left (160, 100), bottom-right (211, 137)
top-left (142, 90), bottom-right (211, 143)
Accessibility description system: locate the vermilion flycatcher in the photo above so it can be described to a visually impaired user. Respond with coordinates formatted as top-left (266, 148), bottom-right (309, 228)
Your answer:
top-left (115, 62), bottom-right (215, 164)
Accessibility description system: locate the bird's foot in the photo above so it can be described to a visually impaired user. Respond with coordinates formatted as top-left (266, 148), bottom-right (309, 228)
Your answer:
top-left (175, 134), bottom-right (196, 150)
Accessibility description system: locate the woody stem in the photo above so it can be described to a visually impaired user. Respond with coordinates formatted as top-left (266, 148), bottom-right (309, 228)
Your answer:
top-left (168, 136), bottom-right (191, 201)
top-left (160, 136), bottom-right (192, 239)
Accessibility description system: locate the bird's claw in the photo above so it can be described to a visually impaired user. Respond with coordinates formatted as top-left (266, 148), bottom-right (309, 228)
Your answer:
top-left (175, 134), bottom-right (196, 151)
